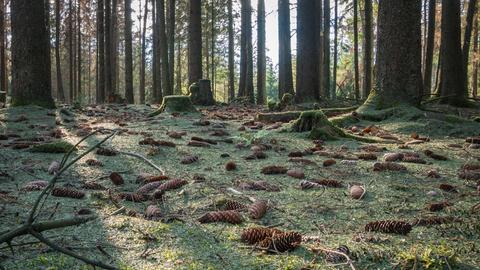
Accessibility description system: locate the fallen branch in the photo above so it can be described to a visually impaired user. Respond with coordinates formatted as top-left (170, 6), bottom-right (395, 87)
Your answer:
top-left (116, 150), bottom-right (166, 175)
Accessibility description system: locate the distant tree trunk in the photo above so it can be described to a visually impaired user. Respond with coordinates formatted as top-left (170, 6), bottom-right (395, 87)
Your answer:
top-left (97, 0), bottom-right (106, 103)
top-left (296, 0), bottom-right (320, 103)
top-left (152, 0), bottom-right (161, 102)
top-left (158, 0), bottom-right (172, 96)
top-left (462, 0), bottom-right (477, 92)
top-left (105, 0), bottom-right (113, 100)
top-left (124, 0), bottom-right (134, 103)
top-left (317, 0), bottom-right (324, 99)
top-left (111, 0), bottom-right (118, 97)
top-left (11, 0), bottom-right (54, 107)
top-left (0, 0), bottom-right (5, 105)
top-left (227, 0), bottom-right (235, 101)
top-left (68, 0), bottom-right (74, 102)
top-left (362, 0), bottom-right (423, 109)
top-left (257, 0), bottom-right (265, 105)
top-left (473, 12), bottom-right (479, 97)
top-left (211, 1), bottom-right (216, 97)
top-left (423, 0), bottom-right (436, 97)
top-left (139, 0), bottom-right (148, 103)
top-left (54, 0), bottom-right (65, 102)
top-left (188, 0), bottom-right (202, 86)
top-left (439, 0), bottom-right (467, 105)
top-left (175, 31), bottom-right (182, 94)
top-left (332, 0), bottom-right (338, 100)
top-left (278, 0), bottom-right (294, 99)
top-left (238, 0), bottom-right (254, 103)
top-left (323, 0), bottom-right (331, 99)
top-left (167, 0), bottom-right (175, 90)
top-left (362, 0), bottom-right (373, 98)
top-left (353, 0), bottom-right (360, 100)
top-left (76, 2), bottom-right (81, 101)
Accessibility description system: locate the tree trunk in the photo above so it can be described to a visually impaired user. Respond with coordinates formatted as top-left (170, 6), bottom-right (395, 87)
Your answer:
top-left (463, 0), bottom-right (477, 92)
top-left (211, 1), bottom-right (216, 97)
top-left (473, 12), bottom-right (479, 98)
top-left (111, 0), bottom-right (118, 97)
top-left (227, 0), bottom-right (235, 101)
top-left (317, 0), bottom-right (324, 99)
top-left (167, 0), bottom-right (175, 91)
top-left (439, 0), bottom-right (467, 105)
top-left (105, 0), bottom-right (113, 100)
top-left (332, 0), bottom-right (338, 100)
top-left (97, 0), bottom-right (106, 103)
top-left (152, 0), bottom-right (162, 102)
top-left (257, 0), bottom-right (265, 105)
top-left (54, 0), bottom-right (65, 102)
top-left (362, 0), bottom-right (423, 109)
top-left (362, 0), bottom-right (373, 98)
top-left (278, 0), bottom-right (294, 99)
top-left (124, 0), bottom-right (134, 103)
top-left (353, 0), bottom-right (360, 101)
top-left (238, 0), bottom-right (254, 103)
top-left (296, 0), bottom-right (321, 103)
top-left (139, 0), bottom-right (148, 103)
top-left (188, 0), bottom-right (202, 86)
top-left (76, 2), bottom-right (81, 101)
top-left (158, 0), bottom-right (172, 97)
top-left (68, 0), bottom-right (74, 102)
top-left (423, 0), bottom-right (436, 97)
top-left (11, 0), bottom-right (54, 107)
top-left (323, 0), bottom-right (331, 99)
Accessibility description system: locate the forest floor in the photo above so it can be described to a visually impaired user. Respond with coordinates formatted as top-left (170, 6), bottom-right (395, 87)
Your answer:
top-left (0, 103), bottom-right (480, 270)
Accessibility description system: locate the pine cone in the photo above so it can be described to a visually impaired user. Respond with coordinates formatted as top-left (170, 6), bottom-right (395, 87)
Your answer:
top-left (96, 147), bottom-right (117, 156)
top-left (224, 200), bottom-right (247, 211)
top-left (51, 187), bottom-right (85, 199)
top-left (313, 179), bottom-right (343, 188)
top-left (145, 205), bottom-right (162, 221)
top-left (300, 181), bottom-right (323, 190)
top-left (109, 172), bottom-right (124, 186)
top-left (85, 159), bottom-right (103, 167)
top-left (258, 231), bottom-right (302, 252)
top-left (198, 210), bottom-right (243, 224)
top-left (423, 150), bottom-right (447, 161)
top-left (401, 156), bottom-right (427, 164)
top-left (412, 216), bottom-right (460, 226)
top-left (326, 245), bottom-right (350, 263)
top-left (364, 220), bottom-right (412, 235)
top-left (261, 165), bottom-right (288, 175)
top-left (439, 183), bottom-right (457, 193)
top-left (82, 181), bottom-right (106, 190)
top-left (118, 192), bottom-right (148, 202)
top-left (155, 179), bottom-right (188, 192)
top-left (249, 201), bottom-right (268, 219)
top-left (427, 201), bottom-right (452, 212)
top-left (357, 153), bottom-right (377, 161)
top-left (241, 227), bottom-right (283, 245)
top-left (458, 170), bottom-right (480, 180)
top-left (323, 159), bottom-right (337, 167)
top-left (136, 181), bottom-right (164, 195)
top-left (21, 180), bottom-right (49, 191)
top-left (181, 155), bottom-right (199, 164)
top-left (373, 162), bottom-right (407, 172)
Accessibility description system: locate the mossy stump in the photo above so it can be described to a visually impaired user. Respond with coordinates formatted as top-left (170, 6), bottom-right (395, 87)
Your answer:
top-left (30, 141), bottom-right (76, 153)
top-left (189, 80), bottom-right (215, 106)
top-left (150, 95), bottom-right (197, 116)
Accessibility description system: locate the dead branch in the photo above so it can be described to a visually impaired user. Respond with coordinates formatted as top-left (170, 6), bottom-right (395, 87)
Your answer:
top-left (116, 150), bottom-right (166, 175)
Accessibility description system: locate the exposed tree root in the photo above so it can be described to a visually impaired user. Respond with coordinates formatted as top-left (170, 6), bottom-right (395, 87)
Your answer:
top-left (149, 95), bottom-right (198, 117)
top-left (256, 106), bottom-right (359, 123)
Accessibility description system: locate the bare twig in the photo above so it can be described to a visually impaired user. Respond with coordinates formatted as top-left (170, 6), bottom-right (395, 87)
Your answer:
top-left (309, 244), bottom-right (357, 270)
top-left (116, 150), bottom-right (166, 175)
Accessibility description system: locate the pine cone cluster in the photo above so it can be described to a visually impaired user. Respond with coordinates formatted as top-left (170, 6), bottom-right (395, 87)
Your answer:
top-left (412, 216), bottom-right (460, 227)
top-left (145, 205), bottom-right (162, 221)
top-left (261, 165), bottom-right (288, 175)
top-left (51, 187), bottom-right (85, 199)
top-left (365, 220), bottom-right (412, 235)
top-left (96, 147), bottom-right (117, 156)
top-left (325, 245), bottom-right (350, 263)
top-left (21, 180), bottom-right (49, 192)
top-left (85, 159), bottom-right (103, 167)
top-left (118, 192), bottom-right (148, 202)
top-left (223, 200), bottom-right (247, 211)
top-left (198, 210), bottom-right (243, 224)
top-left (82, 181), bottom-right (106, 190)
top-left (249, 201), bottom-right (268, 219)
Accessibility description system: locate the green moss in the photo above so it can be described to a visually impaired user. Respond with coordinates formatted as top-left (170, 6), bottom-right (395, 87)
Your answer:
top-left (397, 244), bottom-right (457, 270)
top-left (149, 95), bottom-right (198, 116)
top-left (30, 140), bottom-right (76, 153)
top-left (11, 99), bottom-right (56, 109)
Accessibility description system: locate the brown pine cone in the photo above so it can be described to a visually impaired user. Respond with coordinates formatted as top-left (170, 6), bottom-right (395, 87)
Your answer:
top-left (155, 179), bottom-right (188, 192)
top-left (313, 179), bottom-right (343, 188)
top-left (261, 165), bottom-right (288, 175)
top-left (82, 181), bottom-right (106, 190)
top-left (181, 155), bottom-right (199, 164)
top-left (373, 162), bottom-right (407, 172)
top-left (136, 181), bottom-right (164, 195)
top-left (145, 205), bottom-right (162, 221)
top-left (326, 245), bottom-right (350, 263)
top-left (401, 156), bottom-right (427, 164)
top-left (423, 150), bottom-right (448, 161)
top-left (109, 172), bottom-right (124, 186)
top-left (365, 220), bottom-right (412, 235)
top-left (300, 181), bottom-right (323, 190)
top-left (241, 227), bottom-right (283, 245)
top-left (249, 200), bottom-right (268, 219)
top-left (224, 200), bottom-right (247, 211)
top-left (96, 147), bottom-right (117, 156)
top-left (21, 180), bottom-right (49, 192)
top-left (356, 153), bottom-right (377, 161)
top-left (198, 210), bottom-right (243, 224)
top-left (427, 201), bottom-right (452, 212)
top-left (439, 183), bottom-right (457, 193)
top-left (258, 231), bottom-right (302, 252)
top-left (118, 192), bottom-right (148, 202)
top-left (51, 187), bottom-right (85, 199)
top-left (85, 159), bottom-right (103, 167)
top-left (412, 216), bottom-right (460, 226)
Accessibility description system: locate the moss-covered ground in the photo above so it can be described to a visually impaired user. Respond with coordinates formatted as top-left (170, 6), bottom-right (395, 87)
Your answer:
top-left (0, 104), bottom-right (479, 269)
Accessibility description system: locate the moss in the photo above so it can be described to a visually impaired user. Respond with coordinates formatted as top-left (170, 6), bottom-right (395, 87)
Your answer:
top-left (149, 95), bottom-right (198, 116)
top-left (397, 244), bottom-right (457, 270)
top-left (30, 140), bottom-right (76, 153)
top-left (11, 99), bottom-right (56, 109)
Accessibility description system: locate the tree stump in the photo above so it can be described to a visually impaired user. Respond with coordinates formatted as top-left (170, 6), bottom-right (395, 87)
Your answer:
top-left (189, 80), bottom-right (215, 106)
top-left (149, 95), bottom-right (197, 116)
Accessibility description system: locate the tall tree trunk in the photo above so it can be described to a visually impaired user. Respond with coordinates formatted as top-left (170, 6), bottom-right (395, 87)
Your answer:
top-left (362, 0), bottom-right (373, 98)
top-left (11, 0), bottom-right (54, 107)
top-left (439, 0), bottom-right (467, 105)
top-left (124, 0), bottom-right (134, 103)
top-left (227, 0), bottom-right (235, 101)
top-left (188, 0), bottom-right (202, 86)
top-left (238, 0), bottom-right (254, 102)
top-left (167, 0), bottom-right (175, 91)
top-left (423, 0), bottom-right (436, 97)
top-left (55, 0), bottom-right (65, 102)
top-left (296, 0), bottom-right (321, 103)
top-left (353, 0), bottom-right (360, 101)
top-left (97, 0), bottom-right (105, 103)
top-left (77, 1), bottom-right (81, 101)
top-left (68, 0), bottom-right (74, 102)
top-left (105, 0), bottom-right (113, 100)
top-left (463, 0), bottom-right (477, 92)
top-left (323, 0), bottom-right (331, 99)
top-left (257, 0), bottom-right (265, 104)
top-left (332, 0), bottom-right (338, 100)
top-left (362, 0), bottom-right (423, 109)
top-left (111, 0), bottom-right (118, 97)
top-left (473, 12), bottom-right (479, 97)
top-left (139, 0), bottom-right (148, 103)
top-left (158, 0), bottom-right (172, 96)
top-left (0, 0), bottom-right (5, 105)
top-left (211, 1), bottom-right (216, 97)
top-left (278, 0), bottom-right (294, 99)
top-left (175, 29), bottom-right (182, 94)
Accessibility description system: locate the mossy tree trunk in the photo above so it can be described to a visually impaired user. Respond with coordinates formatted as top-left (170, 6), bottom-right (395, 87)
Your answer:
top-left (361, 0), bottom-right (423, 111)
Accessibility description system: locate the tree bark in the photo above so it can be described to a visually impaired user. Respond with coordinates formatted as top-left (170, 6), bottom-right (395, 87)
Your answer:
top-left (105, 0), bottom-right (113, 100)
top-left (97, 0), bottom-right (106, 103)
top-left (124, 0), bottom-right (134, 103)
top-left (296, 0), bottom-right (321, 103)
top-left (362, 0), bottom-right (373, 99)
top-left (353, 0), bottom-right (360, 100)
top-left (362, 0), bottom-right (423, 108)
top-left (473, 12), bottom-right (479, 97)
top-left (188, 0), bottom-right (202, 86)
top-left (158, 0), bottom-right (172, 97)
top-left (167, 0), bottom-right (175, 90)
top-left (139, 0), bottom-right (148, 103)
top-left (463, 0), bottom-right (477, 92)
top-left (323, 0), bottom-right (331, 99)
top-left (76, 2), bottom-right (81, 101)
top-left (257, 0), bottom-right (266, 105)
top-left (332, 0), bottom-right (338, 100)
top-left (423, 0), bottom-right (436, 97)
top-left (227, 0), bottom-right (235, 101)
top-left (439, 0), bottom-right (467, 105)
top-left (11, 0), bottom-right (54, 107)
top-left (68, 0), bottom-right (74, 102)
top-left (278, 0), bottom-right (294, 99)
top-left (238, 0), bottom-right (254, 103)
top-left (54, 0), bottom-right (65, 102)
